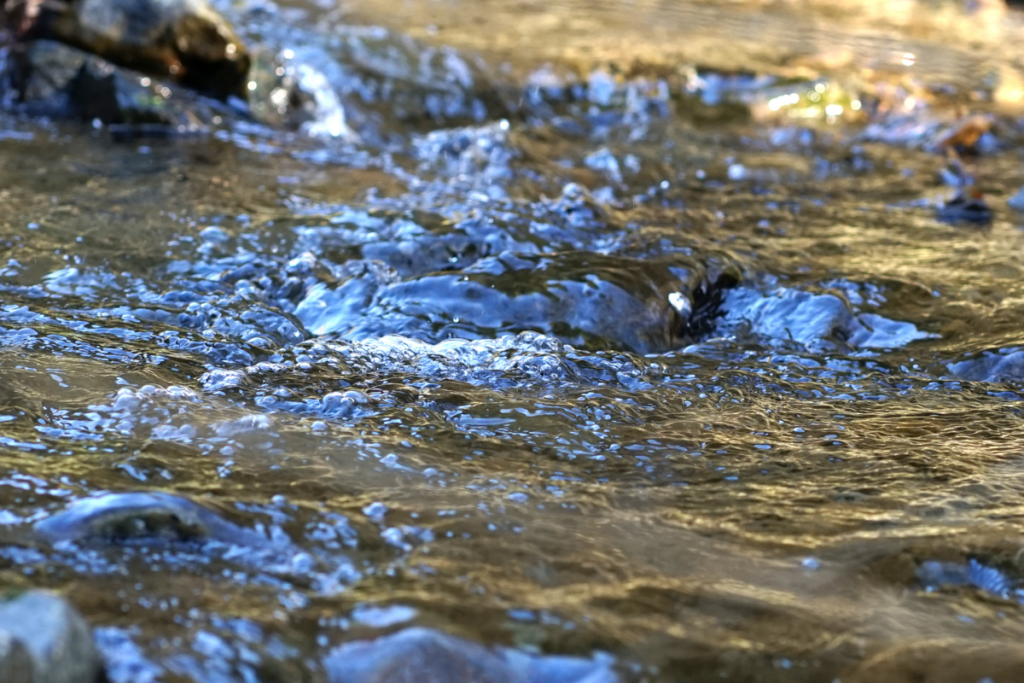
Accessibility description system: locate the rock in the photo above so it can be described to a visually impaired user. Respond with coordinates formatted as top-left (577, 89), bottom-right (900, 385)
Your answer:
top-left (4, 0), bottom-right (509, 136)
top-left (322, 627), bottom-right (617, 683)
top-left (1007, 184), bottom-right (1024, 213)
top-left (6, 39), bottom-right (87, 108)
top-left (6, 0), bottom-right (249, 98)
top-left (947, 348), bottom-right (1024, 383)
top-left (34, 491), bottom-right (348, 588)
top-left (0, 633), bottom-right (33, 683)
top-left (927, 114), bottom-right (994, 155)
top-left (916, 558), bottom-right (1011, 596)
top-left (8, 39), bottom-right (217, 129)
top-left (33, 491), bottom-right (267, 547)
top-left (936, 189), bottom-right (993, 225)
top-left (719, 287), bottom-right (934, 351)
top-left (0, 591), bottom-right (103, 683)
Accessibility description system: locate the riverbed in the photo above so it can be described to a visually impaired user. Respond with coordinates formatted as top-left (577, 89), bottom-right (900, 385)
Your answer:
top-left (4, 0), bottom-right (1024, 681)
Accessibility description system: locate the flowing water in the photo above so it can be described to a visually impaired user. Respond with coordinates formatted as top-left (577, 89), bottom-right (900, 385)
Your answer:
top-left (5, 0), bottom-right (1024, 681)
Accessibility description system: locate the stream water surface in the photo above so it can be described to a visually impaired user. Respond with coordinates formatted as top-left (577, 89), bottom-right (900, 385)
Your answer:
top-left (4, 1), bottom-right (1024, 681)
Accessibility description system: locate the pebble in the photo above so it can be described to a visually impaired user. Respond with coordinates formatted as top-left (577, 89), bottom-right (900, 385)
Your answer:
top-left (322, 627), bottom-right (617, 683)
top-left (0, 591), bottom-right (103, 683)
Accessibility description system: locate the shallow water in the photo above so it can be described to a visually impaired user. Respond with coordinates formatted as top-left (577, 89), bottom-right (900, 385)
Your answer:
top-left (5, 0), bottom-right (1024, 681)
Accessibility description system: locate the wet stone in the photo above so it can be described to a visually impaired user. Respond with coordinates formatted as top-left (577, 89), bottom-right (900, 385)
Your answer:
top-left (0, 591), bottom-right (103, 683)
top-left (6, 39), bottom-right (86, 106)
top-left (8, 40), bottom-right (218, 128)
top-left (9, 0), bottom-right (251, 98)
top-left (33, 491), bottom-right (268, 547)
top-left (947, 349), bottom-right (1024, 383)
top-left (719, 287), bottom-right (933, 351)
top-left (322, 627), bottom-right (617, 683)
top-left (1008, 184), bottom-right (1024, 213)
top-left (936, 190), bottom-right (993, 225)
top-left (916, 558), bottom-right (1012, 597)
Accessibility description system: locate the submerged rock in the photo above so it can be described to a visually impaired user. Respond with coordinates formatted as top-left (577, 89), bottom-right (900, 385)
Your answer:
top-left (8, 0), bottom-right (250, 98)
top-left (1007, 184), bottom-right (1024, 213)
top-left (916, 558), bottom-right (1011, 597)
top-left (31, 490), bottom-right (358, 592)
top-left (33, 491), bottom-right (267, 547)
top-left (947, 348), bottom-right (1024, 383)
top-left (323, 627), bottom-right (617, 683)
top-left (719, 287), bottom-right (934, 351)
top-left (0, 591), bottom-right (103, 683)
top-left (294, 252), bottom-right (722, 354)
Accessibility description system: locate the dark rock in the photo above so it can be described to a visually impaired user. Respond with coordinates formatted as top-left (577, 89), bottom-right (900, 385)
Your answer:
top-left (4, 0), bottom-right (510, 138)
top-left (322, 627), bottom-right (617, 683)
top-left (8, 0), bottom-right (250, 98)
top-left (9, 40), bottom-right (217, 128)
top-left (67, 56), bottom-right (121, 121)
top-left (32, 491), bottom-right (341, 588)
top-left (936, 190), bottom-right (993, 225)
top-left (6, 38), bottom-right (86, 108)
top-left (0, 591), bottom-right (103, 683)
